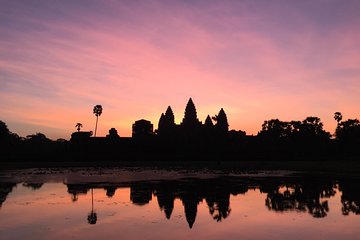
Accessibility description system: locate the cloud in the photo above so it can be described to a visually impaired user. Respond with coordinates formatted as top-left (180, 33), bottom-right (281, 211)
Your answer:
top-left (0, 0), bottom-right (359, 138)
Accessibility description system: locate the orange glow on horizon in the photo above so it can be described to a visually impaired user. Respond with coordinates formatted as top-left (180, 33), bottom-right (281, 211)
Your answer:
top-left (1, 1), bottom-right (359, 139)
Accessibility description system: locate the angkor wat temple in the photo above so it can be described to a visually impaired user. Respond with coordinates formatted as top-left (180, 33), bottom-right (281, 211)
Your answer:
top-left (71, 98), bottom-right (244, 142)
top-left (156, 98), bottom-right (230, 140)
top-left (67, 98), bottom-right (249, 160)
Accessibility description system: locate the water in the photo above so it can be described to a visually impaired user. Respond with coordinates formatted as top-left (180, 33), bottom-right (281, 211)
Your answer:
top-left (0, 168), bottom-right (359, 239)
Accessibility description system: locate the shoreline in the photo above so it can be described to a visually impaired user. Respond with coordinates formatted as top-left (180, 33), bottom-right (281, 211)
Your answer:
top-left (1, 160), bottom-right (360, 175)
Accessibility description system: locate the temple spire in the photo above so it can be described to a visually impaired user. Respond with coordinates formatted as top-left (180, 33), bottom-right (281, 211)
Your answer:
top-left (182, 98), bottom-right (200, 127)
top-left (204, 115), bottom-right (213, 127)
top-left (215, 108), bottom-right (229, 133)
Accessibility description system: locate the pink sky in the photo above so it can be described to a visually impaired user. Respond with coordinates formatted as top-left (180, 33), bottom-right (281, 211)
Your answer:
top-left (1, 0), bottom-right (360, 139)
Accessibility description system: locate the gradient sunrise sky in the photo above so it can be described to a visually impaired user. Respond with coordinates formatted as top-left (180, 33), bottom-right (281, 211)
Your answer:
top-left (1, 0), bottom-right (360, 139)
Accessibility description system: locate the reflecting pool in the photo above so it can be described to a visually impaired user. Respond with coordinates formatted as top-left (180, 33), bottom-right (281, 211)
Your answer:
top-left (0, 168), bottom-right (359, 239)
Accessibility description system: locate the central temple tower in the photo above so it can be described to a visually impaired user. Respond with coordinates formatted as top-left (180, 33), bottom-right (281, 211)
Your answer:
top-left (181, 98), bottom-right (201, 129)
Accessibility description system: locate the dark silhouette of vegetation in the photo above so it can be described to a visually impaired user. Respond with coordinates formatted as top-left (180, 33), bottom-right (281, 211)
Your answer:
top-left (1, 98), bottom-right (360, 162)
top-left (26, 133), bottom-right (50, 142)
top-left (335, 113), bottom-right (360, 143)
top-left (0, 120), bottom-right (21, 151)
top-left (258, 117), bottom-right (330, 141)
top-left (337, 119), bottom-right (360, 141)
top-left (333, 112), bottom-right (360, 158)
top-left (334, 112), bottom-right (343, 125)
top-left (93, 105), bottom-right (103, 137)
top-left (75, 123), bottom-right (83, 132)
top-left (0, 120), bottom-right (10, 138)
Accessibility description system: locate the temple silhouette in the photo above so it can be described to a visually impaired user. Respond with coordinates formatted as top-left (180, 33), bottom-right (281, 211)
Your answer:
top-left (157, 98), bottom-right (229, 140)
top-left (71, 98), bottom-right (231, 141)
top-left (67, 98), bottom-right (245, 160)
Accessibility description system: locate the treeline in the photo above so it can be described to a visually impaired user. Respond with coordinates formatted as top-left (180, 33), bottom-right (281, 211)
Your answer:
top-left (254, 113), bottom-right (360, 161)
top-left (1, 111), bottom-right (360, 162)
top-left (0, 121), bottom-right (68, 160)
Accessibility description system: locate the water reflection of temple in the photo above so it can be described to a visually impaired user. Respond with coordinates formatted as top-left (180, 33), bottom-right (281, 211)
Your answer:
top-left (61, 177), bottom-right (359, 228)
top-left (1, 176), bottom-right (360, 228)
top-left (64, 179), bottom-right (238, 228)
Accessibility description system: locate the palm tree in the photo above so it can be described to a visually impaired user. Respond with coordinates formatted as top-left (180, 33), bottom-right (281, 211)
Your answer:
top-left (93, 105), bottom-right (103, 137)
top-left (334, 112), bottom-right (343, 125)
top-left (87, 188), bottom-right (97, 224)
top-left (75, 123), bottom-right (83, 132)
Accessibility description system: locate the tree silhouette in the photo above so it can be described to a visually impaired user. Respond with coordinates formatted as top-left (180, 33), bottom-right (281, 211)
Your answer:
top-left (259, 117), bottom-right (330, 141)
top-left (259, 119), bottom-right (289, 140)
top-left (26, 133), bottom-right (50, 142)
top-left (335, 118), bottom-right (360, 143)
top-left (334, 112), bottom-right (343, 126)
top-left (75, 123), bottom-right (83, 132)
top-left (93, 105), bottom-right (103, 137)
top-left (0, 120), bottom-right (10, 138)
top-left (299, 117), bottom-right (330, 140)
top-left (0, 120), bottom-right (13, 148)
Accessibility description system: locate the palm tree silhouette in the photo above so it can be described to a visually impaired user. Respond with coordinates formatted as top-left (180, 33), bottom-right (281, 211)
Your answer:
top-left (75, 123), bottom-right (83, 132)
top-left (334, 112), bottom-right (343, 125)
top-left (93, 105), bottom-right (103, 137)
top-left (87, 188), bottom-right (97, 224)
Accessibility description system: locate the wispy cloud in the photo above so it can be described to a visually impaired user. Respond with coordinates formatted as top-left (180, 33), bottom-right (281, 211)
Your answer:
top-left (1, 0), bottom-right (359, 138)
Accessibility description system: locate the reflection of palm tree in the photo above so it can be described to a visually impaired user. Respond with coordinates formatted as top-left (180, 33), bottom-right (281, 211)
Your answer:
top-left (75, 123), bottom-right (83, 132)
top-left (87, 189), bottom-right (97, 224)
top-left (93, 105), bottom-right (103, 137)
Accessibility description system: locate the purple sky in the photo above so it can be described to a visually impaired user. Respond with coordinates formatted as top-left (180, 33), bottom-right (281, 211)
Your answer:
top-left (1, 0), bottom-right (360, 139)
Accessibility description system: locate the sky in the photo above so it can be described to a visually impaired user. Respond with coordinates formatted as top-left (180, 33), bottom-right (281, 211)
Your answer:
top-left (1, 0), bottom-right (360, 139)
